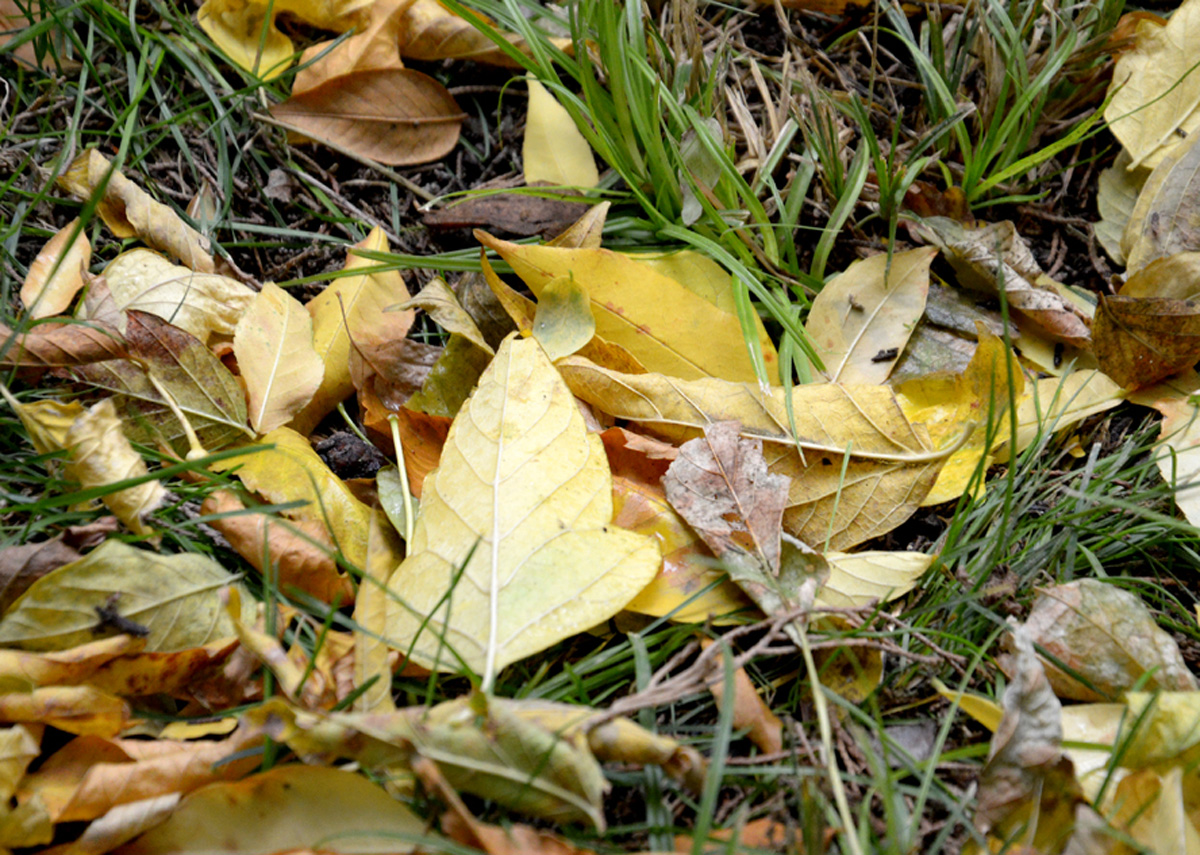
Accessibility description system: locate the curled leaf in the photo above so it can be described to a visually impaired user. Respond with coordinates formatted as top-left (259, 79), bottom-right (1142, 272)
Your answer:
top-left (21, 218), bottom-right (91, 319)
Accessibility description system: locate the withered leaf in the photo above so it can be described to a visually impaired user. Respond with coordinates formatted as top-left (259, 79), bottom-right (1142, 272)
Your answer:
top-left (0, 321), bottom-right (125, 371)
top-left (1093, 291), bottom-right (1200, 388)
top-left (423, 191), bottom-right (592, 239)
top-left (0, 539), bottom-right (80, 613)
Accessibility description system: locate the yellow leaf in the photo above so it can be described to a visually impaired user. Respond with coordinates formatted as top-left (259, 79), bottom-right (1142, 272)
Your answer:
top-left (1120, 133), bottom-right (1200, 273)
top-left (819, 550), bottom-right (933, 608)
top-left (804, 247), bottom-right (935, 384)
top-left (233, 282), bottom-right (324, 434)
top-left (57, 150), bottom-right (214, 273)
top-left (294, 227), bottom-right (414, 434)
top-left (896, 328), bottom-right (1024, 506)
top-left (532, 275), bottom-right (595, 361)
top-left (4, 397), bottom-right (85, 456)
top-left (103, 249), bottom-right (255, 343)
top-left (115, 766), bottom-right (431, 855)
top-left (399, 0), bottom-right (571, 67)
top-left (476, 232), bottom-right (776, 382)
top-left (1094, 150), bottom-right (1146, 268)
top-left (523, 79), bottom-right (599, 188)
top-left (994, 369), bottom-right (1124, 462)
top-left (557, 356), bottom-right (946, 550)
top-left (398, 276), bottom-right (493, 354)
top-left (21, 218), bottom-right (91, 319)
top-left (386, 336), bottom-right (660, 684)
top-left (1105, 0), bottom-right (1200, 171)
top-left (65, 398), bottom-right (167, 538)
top-left (293, 0), bottom-right (408, 93)
top-left (354, 513), bottom-right (401, 712)
top-left (1130, 370), bottom-right (1200, 527)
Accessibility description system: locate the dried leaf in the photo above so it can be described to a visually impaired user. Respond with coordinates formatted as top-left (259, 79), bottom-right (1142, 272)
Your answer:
top-left (399, 0), bottom-right (568, 66)
top-left (523, 79), bottom-right (599, 188)
top-left (0, 540), bottom-right (81, 613)
top-left (293, 0), bottom-right (408, 93)
top-left (21, 218), bottom-right (91, 319)
top-left (269, 69), bottom-right (463, 167)
top-left (0, 685), bottom-right (130, 736)
top-left (1130, 370), bottom-right (1200, 527)
top-left (233, 282), bottom-right (324, 434)
top-left (477, 232), bottom-right (777, 382)
top-left (402, 334), bottom-right (493, 417)
top-left (559, 356), bottom-right (944, 550)
top-left (1093, 289), bottom-right (1200, 389)
top-left (57, 151), bottom-right (214, 273)
top-left (1022, 580), bottom-right (1197, 701)
top-left (995, 369), bottom-right (1124, 461)
top-left (804, 247), bottom-right (935, 383)
top-left (1095, 153), bottom-right (1146, 269)
top-left (0, 539), bottom-right (254, 652)
top-left (103, 249), bottom-right (254, 343)
top-left (1121, 132), bottom-right (1200, 273)
top-left (85, 638), bottom-right (239, 699)
top-left (385, 336), bottom-right (660, 681)
top-left (0, 321), bottom-right (125, 371)
top-left (65, 398), bottom-right (167, 537)
top-left (115, 765), bottom-right (430, 855)
top-left (423, 191), bottom-right (592, 240)
top-left (353, 512), bottom-right (401, 712)
top-left (1105, 0), bottom-right (1200, 171)
top-left (700, 639), bottom-right (783, 754)
top-left (398, 276), bottom-right (493, 354)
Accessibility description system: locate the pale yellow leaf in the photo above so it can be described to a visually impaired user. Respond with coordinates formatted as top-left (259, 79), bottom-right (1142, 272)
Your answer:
top-left (994, 369), bottom-right (1124, 462)
top-left (523, 79), bottom-right (599, 188)
top-left (103, 249), bottom-right (255, 344)
top-left (386, 336), bottom-right (660, 684)
top-left (397, 276), bottom-right (493, 355)
top-left (532, 275), bottom-right (595, 361)
top-left (293, 227), bottom-right (414, 434)
top-left (818, 551), bottom-right (933, 609)
top-left (1095, 152), bottom-right (1144, 269)
top-left (1129, 370), bottom-right (1200, 527)
top-left (477, 232), bottom-right (778, 383)
top-left (1123, 130), bottom-right (1200, 273)
top-left (21, 218), bottom-right (91, 319)
top-left (65, 399), bottom-right (166, 538)
top-left (233, 282), bottom-right (324, 434)
top-left (58, 150), bottom-right (214, 273)
top-left (805, 247), bottom-right (935, 384)
top-left (293, 0), bottom-right (408, 93)
top-left (354, 514), bottom-right (400, 713)
top-left (4, 396), bottom-right (86, 456)
top-left (1105, 0), bottom-right (1200, 171)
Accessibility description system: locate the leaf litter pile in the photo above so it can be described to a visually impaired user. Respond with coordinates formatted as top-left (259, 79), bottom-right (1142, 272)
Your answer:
top-left (7, 0), bottom-right (1200, 852)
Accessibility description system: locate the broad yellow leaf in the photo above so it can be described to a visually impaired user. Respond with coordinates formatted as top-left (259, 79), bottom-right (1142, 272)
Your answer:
top-left (353, 513), bottom-right (401, 712)
top-left (21, 218), bottom-right (90, 319)
top-left (557, 356), bottom-right (946, 550)
top-left (897, 328), bottom-right (1024, 505)
top-left (103, 249), bottom-right (255, 343)
top-left (994, 369), bottom-right (1124, 462)
top-left (116, 766), bottom-right (431, 855)
top-left (386, 336), bottom-right (660, 684)
top-left (65, 398), bottom-right (167, 538)
top-left (476, 232), bottom-right (777, 382)
top-left (294, 227), bottom-right (414, 434)
top-left (3, 396), bottom-right (85, 456)
top-left (0, 685), bottom-right (130, 736)
top-left (58, 150), bottom-right (214, 273)
top-left (293, 0), bottom-right (408, 93)
top-left (211, 427), bottom-right (381, 574)
top-left (1121, 132), bottom-right (1200, 273)
top-left (0, 539), bottom-right (254, 652)
top-left (234, 282), bottom-right (324, 434)
top-left (805, 247), bottom-right (935, 384)
top-left (819, 550), bottom-right (933, 608)
top-left (532, 275), bottom-right (595, 361)
top-left (1105, 0), bottom-right (1200, 171)
top-left (523, 79), bottom-right (599, 188)
top-left (1094, 150), bottom-right (1145, 267)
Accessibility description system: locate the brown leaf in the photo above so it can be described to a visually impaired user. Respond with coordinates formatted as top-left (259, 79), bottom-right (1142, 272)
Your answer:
top-left (0, 540), bottom-right (81, 613)
top-left (0, 321), bottom-right (125, 371)
top-left (400, 0), bottom-right (570, 67)
top-left (269, 68), bottom-right (464, 166)
top-left (424, 191), bottom-right (592, 239)
top-left (85, 639), bottom-right (240, 699)
top-left (1093, 291), bottom-right (1200, 388)
top-left (700, 638), bottom-right (783, 754)
top-left (359, 397), bottom-right (449, 497)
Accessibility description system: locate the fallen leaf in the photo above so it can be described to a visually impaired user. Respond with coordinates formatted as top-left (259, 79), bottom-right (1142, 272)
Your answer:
top-left (398, 276), bottom-right (493, 354)
top-left (532, 275), bottom-right (596, 361)
top-left (21, 218), bottom-right (91, 319)
top-left (402, 334), bottom-right (493, 417)
top-left (523, 79), bottom-right (599, 188)
top-left (269, 68), bottom-right (463, 167)
top-left (210, 427), bottom-right (386, 576)
top-left (200, 489), bottom-right (353, 604)
top-left (896, 327), bottom-right (1024, 505)
top-left (292, 0), bottom-right (408, 93)
top-left (994, 369), bottom-right (1124, 461)
top-left (1121, 131), bottom-right (1200, 273)
top-left (700, 638), bottom-right (782, 754)
top-left (476, 232), bottom-right (777, 382)
top-left (103, 249), bottom-right (254, 343)
top-left (675, 817), bottom-right (803, 855)
top-left (399, 0), bottom-right (568, 66)
top-left (64, 398), bottom-right (167, 537)
top-left (353, 512), bottom-right (401, 712)
top-left (0, 539), bottom-right (254, 652)
top-left (804, 247), bottom-right (935, 383)
top-left (558, 356), bottom-right (945, 550)
top-left (818, 550), bottom-right (933, 608)
top-left (0, 540), bottom-right (81, 613)
top-left (0, 685), bottom-right (130, 736)
top-left (115, 765), bottom-right (431, 854)
top-left (233, 281), bottom-right (324, 434)
top-left (1020, 580), bottom-right (1197, 701)
top-left (71, 311), bottom-right (253, 456)
top-left (294, 227), bottom-right (414, 433)
top-left (386, 335), bottom-right (660, 682)
top-left (57, 151), bottom-right (214, 273)
top-left (422, 191), bottom-right (592, 240)
top-left (361, 401), bottom-right (449, 497)
top-left (1130, 370), bottom-right (1200, 527)
top-left (86, 638), bottom-right (239, 699)
top-left (1105, 0), bottom-right (1200, 171)
top-left (0, 321), bottom-right (125, 371)
top-left (1094, 151), bottom-right (1146, 267)
top-left (0, 635), bottom-right (138, 692)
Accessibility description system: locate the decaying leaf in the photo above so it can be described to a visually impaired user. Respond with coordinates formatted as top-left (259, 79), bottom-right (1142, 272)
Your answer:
top-left (269, 69), bottom-right (463, 167)
top-left (115, 765), bottom-right (431, 855)
top-left (804, 247), bottom-right (935, 384)
top-left (523, 79), bottom-right (599, 188)
top-left (1020, 579), bottom-right (1197, 701)
top-left (103, 249), bottom-right (254, 343)
top-left (57, 150), bottom-right (214, 273)
top-left (233, 281), bottom-right (324, 434)
top-left (1105, 0), bottom-right (1200, 171)
top-left (0, 539), bottom-right (254, 652)
top-left (21, 218), bottom-right (91, 319)
top-left (64, 398), bottom-right (166, 538)
top-left (0, 540), bottom-right (81, 613)
top-left (0, 320), bottom-right (125, 371)
top-left (386, 335), bottom-right (660, 682)
top-left (1121, 130), bottom-right (1200, 272)
top-left (477, 232), bottom-right (777, 383)
top-left (558, 356), bottom-right (946, 550)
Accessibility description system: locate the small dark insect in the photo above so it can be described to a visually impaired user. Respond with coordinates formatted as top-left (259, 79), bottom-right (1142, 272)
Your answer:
top-left (848, 295), bottom-right (864, 312)
top-left (870, 347), bottom-right (899, 363)
top-left (93, 593), bottom-right (150, 638)
top-left (1053, 342), bottom-right (1065, 368)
